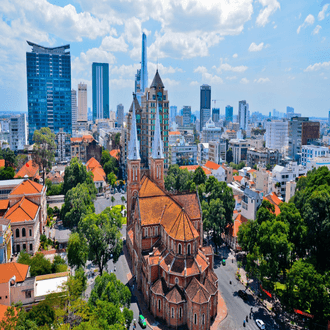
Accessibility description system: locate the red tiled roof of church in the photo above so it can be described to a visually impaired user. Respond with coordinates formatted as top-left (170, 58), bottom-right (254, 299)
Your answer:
top-left (186, 277), bottom-right (210, 303)
top-left (166, 285), bottom-right (185, 303)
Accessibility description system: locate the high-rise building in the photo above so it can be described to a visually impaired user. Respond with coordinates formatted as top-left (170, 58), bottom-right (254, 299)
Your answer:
top-left (127, 70), bottom-right (170, 169)
top-left (9, 114), bottom-right (28, 151)
top-left (238, 100), bottom-right (249, 130)
top-left (78, 83), bottom-right (87, 122)
top-left (212, 108), bottom-right (220, 123)
top-left (170, 106), bottom-right (177, 122)
top-left (71, 89), bottom-right (78, 130)
top-left (286, 106), bottom-right (294, 114)
top-left (117, 104), bottom-right (124, 127)
top-left (265, 120), bottom-right (289, 155)
top-left (182, 106), bottom-right (191, 126)
top-left (141, 33), bottom-right (148, 93)
top-left (225, 105), bottom-right (233, 123)
top-left (200, 84), bottom-right (211, 130)
top-left (92, 62), bottom-right (109, 122)
top-left (135, 69), bottom-right (141, 94)
top-left (26, 41), bottom-right (71, 142)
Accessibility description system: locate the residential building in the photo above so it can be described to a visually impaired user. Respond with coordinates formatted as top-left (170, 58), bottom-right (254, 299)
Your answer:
top-left (92, 62), bottom-right (110, 121)
top-left (26, 41), bottom-right (72, 143)
top-left (225, 105), bottom-right (233, 123)
top-left (263, 192), bottom-right (282, 216)
top-left (117, 104), bottom-right (124, 127)
top-left (201, 118), bottom-right (222, 143)
top-left (55, 128), bottom-right (70, 163)
top-left (182, 106), bottom-right (191, 127)
top-left (255, 169), bottom-right (271, 195)
top-left (14, 160), bottom-right (39, 181)
top-left (71, 89), bottom-right (78, 130)
top-left (0, 179), bottom-right (24, 200)
top-left (288, 117), bottom-right (320, 160)
top-left (126, 107), bottom-right (218, 330)
top-left (70, 135), bottom-right (102, 163)
top-left (301, 145), bottom-right (329, 166)
top-left (169, 131), bottom-right (183, 145)
top-left (208, 140), bottom-right (226, 164)
top-left (200, 84), bottom-right (211, 130)
top-left (0, 216), bottom-right (12, 263)
top-left (197, 143), bottom-right (209, 165)
top-left (223, 213), bottom-right (248, 251)
top-left (265, 120), bottom-right (288, 155)
top-left (306, 156), bottom-right (330, 171)
top-left (246, 148), bottom-right (280, 168)
top-left (77, 83), bottom-right (87, 122)
top-left (238, 100), bottom-right (249, 130)
top-left (169, 144), bottom-right (197, 166)
top-left (229, 139), bottom-right (248, 164)
top-left (204, 161), bottom-right (227, 182)
top-left (170, 106), bottom-right (177, 122)
top-left (9, 114), bottom-right (28, 151)
top-left (272, 162), bottom-right (307, 199)
top-left (212, 108), bottom-right (220, 123)
top-left (241, 187), bottom-right (262, 220)
top-left (86, 157), bottom-right (107, 192)
top-left (222, 130), bottom-right (237, 140)
top-left (175, 115), bottom-right (183, 126)
top-left (285, 181), bottom-right (297, 203)
top-left (247, 138), bottom-right (264, 149)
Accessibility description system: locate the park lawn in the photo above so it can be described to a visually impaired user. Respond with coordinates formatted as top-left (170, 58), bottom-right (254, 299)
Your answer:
top-left (112, 205), bottom-right (127, 225)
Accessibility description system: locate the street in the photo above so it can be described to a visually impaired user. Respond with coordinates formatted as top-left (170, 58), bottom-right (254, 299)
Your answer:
top-left (94, 192), bottom-right (127, 214)
top-left (215, 244), bottom-right (284, 330)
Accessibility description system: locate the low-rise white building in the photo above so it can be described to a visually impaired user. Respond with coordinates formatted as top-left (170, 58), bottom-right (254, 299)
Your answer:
top-left (265, 120), bottom-right (288, 155)
top-left (208, 140), bottom-right (226, 164)
top-left (201, 118), bottom-right (223, 143)
top-left (301, 145), bottom-right (329, 166)
top-left (9, 114), bottom-right (28, 151)
top-left (306, 156), bottom-right (330, 171)
top-left (285, 180), bottom-right (297, 203)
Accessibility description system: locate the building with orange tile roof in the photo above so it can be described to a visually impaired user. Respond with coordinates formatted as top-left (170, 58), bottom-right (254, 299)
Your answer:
top-left (70, 134), bottom-right (102, 164)
top-left (223, 213), bottom-right (248, 251)
top-left (109, 149), bottom-right (120, 160)
top-left (0, 160), bottom-right (5, 168)
top-left (264, 192), bottom-right (282, 216)
top-left (14, 160), bottom-right (39, 180)
top-left (180, 165), bottom-right (212, 176)
top-left (85, 157), bottom-right (107, 191)
top-left (126, 104), bottom-right (218, 330)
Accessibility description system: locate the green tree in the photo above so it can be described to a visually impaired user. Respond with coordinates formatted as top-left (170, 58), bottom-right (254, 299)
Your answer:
top-left (0, 148), bottom-right (17, 168)
top-left (103, 158), bottom-right (118, 177)
top-left (0, 166), bottom-right (15, 180)
top-left (29, 253), bottom-right (52, 276)
top-left (237, 219), bottom-right (260, 253)
top-left (52, 255), bottom-right (68, 273)
top-left (17, 250), bottom-right (32, 265)
top-left (67, 232), bottom-right (88, 269)
top-left (27, 300), bottom-right (55, 327)
top-left (111, 196), bottom-right (115, 206)
top-left (121, 196), bottom-right (126, 204)
top-left (101, 150), bottom-right (111, 167)
top-left (16, 154), bottom-right (28, 170)
top-left (79, 207), bottom-right (123, 275)
top-left (61, 183), bottom-right (95, 228)
top-left (68, 267), bottom-right (87, 298)
top-left (107, 172), bottom-right (117, 186)
top-left (32, 127), bottom-right (56, 184)
top-left (193, 166), bottom-right (207, 185)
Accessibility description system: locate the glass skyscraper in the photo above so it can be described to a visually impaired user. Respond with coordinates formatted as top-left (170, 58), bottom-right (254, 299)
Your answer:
top-left (26, 41), bottom-right (72, 143)
top-left (225, 105), bottom-right (233, 122)
top-left (200, 84), bottom-right (211, 131)
top-left (92, 62), bottom-right (109, 122)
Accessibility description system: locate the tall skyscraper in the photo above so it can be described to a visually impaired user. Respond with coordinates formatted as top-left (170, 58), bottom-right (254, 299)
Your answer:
top-left (117, 104), bottom-right (124, 127)
top-left (212, 108), bottom-right (220, 123)
top-left (286, 106), bottom-right (294, 114)
top-left (170, 106), bottom-right (177, 122)
top-left (71, 89), bottom-right (78, 130)
top-left (141, 33), bottom-right (148, 93)
top-left (26, 41), bottom-right (72, 142)
top-left (9, 114), bottom-right (28, 151)
top-left (238, 100), bottom-right (249, 130)
top-left (225, 105), bottom-right (233, 122)
top-left (200, 84), bottom-right (211, 131)
top-left (78, 83), bottom-right (87, 122)
top-left (92, 62), bottom-right (109, 122)
top-left (182, 106), bottom-right (191, 126)
top-left (135, 69), bottom-right (141, 93)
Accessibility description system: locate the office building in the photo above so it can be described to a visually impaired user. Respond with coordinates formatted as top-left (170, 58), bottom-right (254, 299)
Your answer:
top-left (170, 106), bottom-right (177, 122)
top-left (26, 41), bottom-right (71, 143)
top-left (140, 33), bottom-right (148, 93)
top-left (265, 120), bottom-right (288, 154)
top-left (78, 83), bottom-right (87, 122)
top-left (212, 108), bottom-right (220, 123)
top-left (208, 140), bottom-right (226, 164)
top-left (92, 62), bottom-right (109, 122)
top-left (286, 106), bottom-right (294, 114)
top-left (225, 105), bottom-right (233, 123)
top-left (288, 117), bottom-right (320, 160)
top-left (238, 100), bottom-right (249, 130)
top-left (200, 84), bottom-right (211, 130)
top-left (9, 114), bottom-right (28, 151)
top-left (169, 144), bottom-right (197, 166)
top-left (135, 69), bottom-right (141, 94)
top-left (71, 89), bottom-right (78, 130)
top-left (201, 118), bottom-right (222, 143)
top-left (117, 104), bottom-right (124, 127)
top-left (229, 139), bottom-right (248, 164)
top-left (182, 106), bottom-right (191, 127)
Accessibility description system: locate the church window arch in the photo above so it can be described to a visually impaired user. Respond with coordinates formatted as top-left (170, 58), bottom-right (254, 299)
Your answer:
top-left (158, 299), bottom-right (161, 311)
top-left (178, 243), bottom-right (182, 255)
top-left (194, 313), bottom-right (197, 325)
top-left (171, 307), bottom-right (174, 318)
top-left (187, 243), bottom-right (191, 255)
top-left (179, 307), bottom-right (182, 319)
top-left (202, 313), bottom-right (205, 325)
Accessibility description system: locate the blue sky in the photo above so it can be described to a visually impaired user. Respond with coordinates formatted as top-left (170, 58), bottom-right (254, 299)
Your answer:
top-left (0, 0), bottom-right (329, 117)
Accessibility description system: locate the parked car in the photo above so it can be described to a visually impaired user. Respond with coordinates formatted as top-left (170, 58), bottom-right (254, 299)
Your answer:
top-left (256, 319), bottom-right (265, 329)
top-left (238, 290), bottom-right (248, 300)
top-left (222, 259), bottom-right (226, 266)
top-left (139, 315), bottom-right (147, 328)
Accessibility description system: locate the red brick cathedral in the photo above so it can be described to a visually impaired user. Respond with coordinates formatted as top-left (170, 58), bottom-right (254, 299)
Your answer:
top-left (126, 91), bottom-right (218, 330)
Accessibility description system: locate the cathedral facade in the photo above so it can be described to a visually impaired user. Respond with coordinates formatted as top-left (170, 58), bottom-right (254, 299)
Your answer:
top-left (126, 74), bottom-right (218, 330)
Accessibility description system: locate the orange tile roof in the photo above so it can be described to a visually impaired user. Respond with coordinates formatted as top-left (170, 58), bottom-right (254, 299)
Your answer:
top-left (264, 192), bottom-right (282, 216)
top-left (86, 157), bottom-right (101, 170)
top-left (204, 161), bottom-right (220, 170)
top-left (169, 131), bottom-right (180, 135)
top-left (171, 193), bottom-right (201, 220)
top-left (165, 285), bottom-right (185, 303)
top-left (151, 277), bottom-right (168, 296)
top-left (233, 175), bottom-right (243, 182)
top-left (204, 277), bottom-right (217, 295)
top-left (248, 169), bottom-right (256, 173)
top-left (109, 149), bottom-right (120, 160)
top-left (139, 176), bottom-right (166, 197)
top-left (71, 135), bottom-right (94, 143)
top-left (0, 200), bottom-right (9, 210)
top-left (0, 159), bottom-right (5, 168)
top-left (186, 277), bottom-right (210, 303)
top-left (180, 165), bottom-right (211, 175)
top-left (139, 196), bottom-right (171, 226)
top-left (91, 167), bottom-right (106, 182)
top-left (233, 214), bottom-right (248, 237)
top-left (14, 160), bottom-right (39, 179)
top-left (0, 262), bottom-right (29, 284)
top-left (5, 197), bottom-right (39, 223)
top-left (10, 180), bottom-right (43, 196)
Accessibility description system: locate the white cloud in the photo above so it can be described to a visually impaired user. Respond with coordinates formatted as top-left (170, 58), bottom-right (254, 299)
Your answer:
top-left (226, 76), bottom-right (237, 80)
top-left (304, 61), bottom-right (330, 72)
top-left (248, 42), bottom-right (264, 52)
top-left (284, 67), bottom-right (292, 72)
top-left (288, 76), bottom-right (295, 80)
top-left (240, 78), bottom-right (249, 84)
top-left (256, 0), bottom-right (281, 27)
top-left (254, 77), bottom-right (270, 83)
top-left (148, 62), bottom-right (184, 75)
top-left (101, 36), bottom-right (129, 52)
top-left (213, 61), bottom-right (248, 73)
top-left (312, 25), bottom-right (322, 35)
top-left (273, 25), bottom-right (277, 29)
top-left (194, 66), bottom-right (223, 84)
top-left (110, 64), bottom-right (140, 77)
top-left (233, 53), bottom-right (238, 58)
top-left (110, 78), bottom-right (134, 90)
top-left (190, 81), bottom-right (199, 86)
top-left (297, 14), bottom-right (315, 34)
top-left (194, 66), bottom-right (208, 74)
top-left (162, 78), bottom-right (180, 87)
top-left (318, 4), bottom-right (329, 21)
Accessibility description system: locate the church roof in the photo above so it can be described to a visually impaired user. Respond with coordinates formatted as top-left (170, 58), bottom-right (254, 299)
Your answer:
top-left (150, 70), bottom-right (164, 89)
top-left (151, 277), bottom-right (168, 296)
top-left (166, 285), bottom-right (185, 303)
top-left (171, 193), bottom-right (201, 220)
top-left (185, 277), bottom-right (211, 304)
top-left (139, 176), bottom-right (166, 197)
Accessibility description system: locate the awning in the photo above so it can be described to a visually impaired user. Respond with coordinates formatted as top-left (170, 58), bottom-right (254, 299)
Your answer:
top-left (260, 284), bottom-right (272, 298)
top-left (293, 309), bottom-right (314, 319)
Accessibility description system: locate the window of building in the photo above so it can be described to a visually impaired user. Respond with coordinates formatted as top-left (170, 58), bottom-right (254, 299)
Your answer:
top-left (187, 244), bottom-right (191, 255)
top-left (194, 313), bottom-right (197, 325)
top-left (155, 227), bottom-right (158, 236)
top-left (30, 244), bottom-right (33, 252)
top-left (16, 245), bottom-right (20, 253)
top-left (158, 299), bottom-right (161, 311)
top-left (171, 307), bottom-right (174, 318)
top-left (23, 244), bottom-right (26, 251)
top-left (25, 291), bottom-right (31, 299)
top-left (145, 227), bottom-right (148, 237)
top-left (16, 229), bottom-right (19, 238)
top-left (175, 277), bottom-right (179, 284)
top-left (178, 243), bottom-right (182, 255)
top-left (171, 240), bottom-right (173, 251)
top-left (22, 228), bottom-right (26, 237)
top-left (202, 314), bottom-right (205, 325)
top-left (179, 307), bottom-right (182, 319)
top-left (29, 229), bottom-right (32, 236)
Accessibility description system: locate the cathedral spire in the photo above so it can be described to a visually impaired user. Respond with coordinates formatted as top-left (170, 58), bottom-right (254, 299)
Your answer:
top-left (128, 97), bottom-right (140, 160)
top-left (151, 100), bottom-right (164, 159)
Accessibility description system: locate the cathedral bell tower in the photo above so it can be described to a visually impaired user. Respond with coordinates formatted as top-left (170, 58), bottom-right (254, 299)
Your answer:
top-left (149, 99), bottom-right (164, 189)
top-left (127, 96), bottom-right (141, 224)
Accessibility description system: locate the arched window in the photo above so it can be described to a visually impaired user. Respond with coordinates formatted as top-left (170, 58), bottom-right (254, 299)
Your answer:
top-left (194, 313), bottom-right (197, 325)
top-left (158, 299), bottom-right (161, 311)
top-left (16, 229), bottom-right (19, 238)
top-left (187, 243), bottom-right (191, 255)
top-left (178, 243), bottom-right (182, 255)
top-left (175, 277), bottom-right (179, 284)
top-left (179, 307), bottom-right (182, 319)
top-left (22, 228), bottom-right (26, 237)
top-left (171, 307), bottom-right (174, 318)
top-left (155, 226), bottom-right (158, 236)
top-left (145, 227), bottom-right (148, 237)
top-left (202, 313), bottom-right (205, 325)
top-left (16, 245), bottom-right (20, 253)
top-left (171, 240), bottom-right (173, 251)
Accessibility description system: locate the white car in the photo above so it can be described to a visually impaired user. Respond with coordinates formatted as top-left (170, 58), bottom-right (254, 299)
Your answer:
top-left (256, 319), bottom-right (265, 329)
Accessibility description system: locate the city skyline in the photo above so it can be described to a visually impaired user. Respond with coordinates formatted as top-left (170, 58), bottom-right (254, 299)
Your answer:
top-left (1, 0), bottom-right (329, 117)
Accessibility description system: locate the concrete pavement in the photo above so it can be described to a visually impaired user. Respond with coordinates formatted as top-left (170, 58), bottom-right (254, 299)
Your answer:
top-left (94, 193), bottom-right (127, 214)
